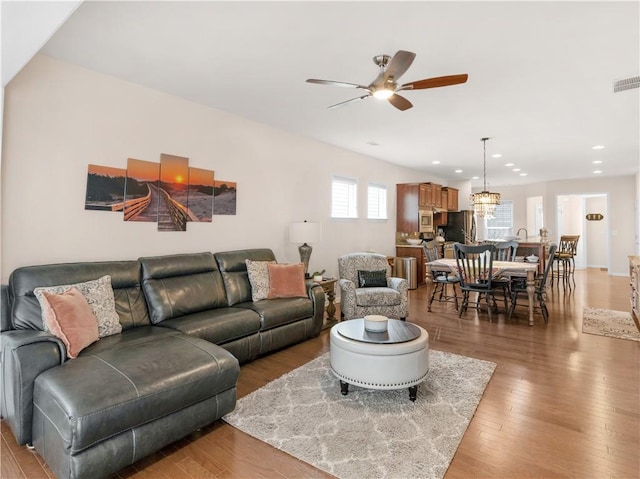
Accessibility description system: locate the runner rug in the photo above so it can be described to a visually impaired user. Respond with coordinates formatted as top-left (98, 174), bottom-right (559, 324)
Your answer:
top-left (583, 307), bottom-right (640, 342)
top-left (223, 350), bottom-right (496, 479)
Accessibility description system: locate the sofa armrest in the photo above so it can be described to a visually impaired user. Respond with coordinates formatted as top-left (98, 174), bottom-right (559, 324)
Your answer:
top-left (306, 280), bottom-right (325, 337)
top-left (1, 330), bottom-right (65, 445)
top-left (337, 279), bottom-right (356, 320)
top-left (387, 277), bottom-right (409, 293)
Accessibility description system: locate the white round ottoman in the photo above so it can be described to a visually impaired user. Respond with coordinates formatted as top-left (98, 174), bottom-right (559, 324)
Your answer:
top-left (330, 318), bottom-right (429, 401)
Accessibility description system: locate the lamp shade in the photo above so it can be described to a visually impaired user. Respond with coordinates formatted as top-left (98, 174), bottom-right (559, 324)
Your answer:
top-left (289, 221), bottom-right (322, 244)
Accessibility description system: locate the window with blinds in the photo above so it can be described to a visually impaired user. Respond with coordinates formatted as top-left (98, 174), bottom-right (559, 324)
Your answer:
top-left (367, 184), bottom-right (387, 220)
top-left (331, 176), bottom-right (358, 218)
top-left (486, 200), bottom-right (513, 239)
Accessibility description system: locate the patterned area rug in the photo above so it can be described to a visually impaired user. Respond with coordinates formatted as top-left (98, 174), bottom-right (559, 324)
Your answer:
top-left (223, 350), bottom-right (496, 479)
top-left (583, 307), bottom-right (640, 342)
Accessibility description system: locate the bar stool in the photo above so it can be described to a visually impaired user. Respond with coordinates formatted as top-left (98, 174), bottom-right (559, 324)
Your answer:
top-left (552, 235), bottom-right (580, 290)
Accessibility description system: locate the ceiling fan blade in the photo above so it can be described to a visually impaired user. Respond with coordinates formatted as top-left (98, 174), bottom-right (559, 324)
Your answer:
top-left (327, 94), bottom-right (371, 109)
top-left (399, 74), bottom-right (469, 91)
top-left (306, 79), bottom-right (368, 89)
top-left (388, 94), bottom-right (413, 111)
top-left (384, 50), bottom-right (416, 81)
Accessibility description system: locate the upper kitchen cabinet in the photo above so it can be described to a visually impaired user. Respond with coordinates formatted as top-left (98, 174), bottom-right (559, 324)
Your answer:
top-left (418, 183), bottom-right (433, 208)
top-left (397, 183), bottom-right (419, 232)
top-left (443, 187), bottom-right (459, 211)
top-left (418, 182), bottom-right (443, 209)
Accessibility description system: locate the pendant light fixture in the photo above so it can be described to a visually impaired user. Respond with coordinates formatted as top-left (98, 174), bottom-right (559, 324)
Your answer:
top-left (470, 137), bottom-right (501, 218)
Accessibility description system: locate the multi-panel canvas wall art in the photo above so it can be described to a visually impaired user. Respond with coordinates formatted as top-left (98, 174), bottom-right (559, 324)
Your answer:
top-left (84, 152), bottom-right (232, 232)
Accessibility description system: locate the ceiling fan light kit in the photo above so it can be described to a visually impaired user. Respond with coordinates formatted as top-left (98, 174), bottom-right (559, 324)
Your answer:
top-left (306, 50), bottom-right (468, 111)
top-left (470, 137), bottom-right (501, 219)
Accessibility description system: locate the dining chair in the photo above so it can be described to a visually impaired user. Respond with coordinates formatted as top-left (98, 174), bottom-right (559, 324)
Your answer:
top-left (454, 243), bottom-right (500, 321)
top-left (423, 239), bottom-right (459, 310)
top-left (492, 240), bottom-right (519, 311)
top-left (552, 235), bottom-right (580, 290)
top-left (509, 244), bottom-right (557, 322)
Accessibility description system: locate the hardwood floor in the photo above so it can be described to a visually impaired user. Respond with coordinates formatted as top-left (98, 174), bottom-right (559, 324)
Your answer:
top-left (2, 268), bottom-right (638, 479)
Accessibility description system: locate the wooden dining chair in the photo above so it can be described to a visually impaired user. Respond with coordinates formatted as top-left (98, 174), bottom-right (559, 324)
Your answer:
top-left (454, 243), bottom-right (500, 321)
top-left (492, 240), bottom-right (519, 311)
top-left (423, 239), bottom-right (459, 310)
top-left (509, 244), bottom-right (557, 322)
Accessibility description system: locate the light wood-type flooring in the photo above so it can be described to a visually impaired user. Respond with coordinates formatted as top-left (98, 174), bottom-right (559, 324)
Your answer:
top-left (2, 268), bottom-right (639, 478)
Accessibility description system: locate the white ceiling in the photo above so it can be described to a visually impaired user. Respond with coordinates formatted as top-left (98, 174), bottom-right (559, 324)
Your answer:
top-left (33, 1), bottom-right (640, 187)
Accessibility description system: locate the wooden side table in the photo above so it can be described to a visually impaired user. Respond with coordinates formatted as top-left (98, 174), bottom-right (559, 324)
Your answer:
top-left (316, 278), bottom-right (338, 329)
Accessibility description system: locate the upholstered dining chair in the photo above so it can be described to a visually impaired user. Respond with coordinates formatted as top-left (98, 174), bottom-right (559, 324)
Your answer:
top-left (492, 240), bottom-right (519, 311)
top-left (337, 252), bottom-right (408, 320)
top-left (509, 244), bottom-right (557, 322)
top-left (423, 239), bottom-right (459, 310)
top-left (454, 243), bottom-right (501, 321)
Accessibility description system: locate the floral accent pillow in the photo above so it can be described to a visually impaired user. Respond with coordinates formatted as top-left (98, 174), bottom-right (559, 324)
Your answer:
top-left (34, 275), bottom-right (122, 337)
top-left (40, 288), bottom-right (99, 358)
top-left (246, 259), bottom-right (276, 302)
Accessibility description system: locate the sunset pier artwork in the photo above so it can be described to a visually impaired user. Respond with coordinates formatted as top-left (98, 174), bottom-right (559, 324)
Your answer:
top-left (84, 153), bottom-right (220, 231)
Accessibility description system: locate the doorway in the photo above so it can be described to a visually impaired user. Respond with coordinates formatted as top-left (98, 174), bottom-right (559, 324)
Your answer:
top-left (556, 194), bottom-right (608, 270)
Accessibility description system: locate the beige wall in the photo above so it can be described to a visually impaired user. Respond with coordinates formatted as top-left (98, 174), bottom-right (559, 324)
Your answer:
top-left (496, 176), bottom-right (635, 276)
top-left (1, 55), bottom-right (445, 283)
top-left (2, 55), bottom-right (636, 282)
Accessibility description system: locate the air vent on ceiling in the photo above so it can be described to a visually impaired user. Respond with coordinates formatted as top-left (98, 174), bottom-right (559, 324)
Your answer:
top-left (613, 75), bottom-right (640, 92)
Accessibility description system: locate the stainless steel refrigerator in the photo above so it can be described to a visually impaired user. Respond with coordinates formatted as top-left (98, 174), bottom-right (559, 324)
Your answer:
top-left (442, 210), bottom-right (476, 244)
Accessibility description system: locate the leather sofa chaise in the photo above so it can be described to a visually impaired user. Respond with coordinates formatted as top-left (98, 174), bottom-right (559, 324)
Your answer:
top-left (1, 249), bottom-right (325, 479)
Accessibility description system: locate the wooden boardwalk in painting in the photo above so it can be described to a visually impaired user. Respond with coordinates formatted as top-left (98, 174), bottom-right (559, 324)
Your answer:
top-left (127, 183), bottom-right (189, 231)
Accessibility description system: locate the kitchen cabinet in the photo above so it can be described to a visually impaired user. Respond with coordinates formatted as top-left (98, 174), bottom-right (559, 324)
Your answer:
top-left (397, 183), bottom-right (419, 233)
top-left (443, 187), bottom-right (459, 211)
top-left (419, 183), bottom-right (433, 208)
top-left (433, 184), bottom-right (442, 208)
top-left (396, 245), bottom-right (426, 286)
top-left (630, 256), bottom-right (639, 320)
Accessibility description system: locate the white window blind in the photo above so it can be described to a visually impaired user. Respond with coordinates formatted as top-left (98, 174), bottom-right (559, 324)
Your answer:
top-left (367, 184), bottom-right (387, 220)
top-left (485, 200), bottom-right (513, 239)
top-left (331, 176), bottom-right (358, 218)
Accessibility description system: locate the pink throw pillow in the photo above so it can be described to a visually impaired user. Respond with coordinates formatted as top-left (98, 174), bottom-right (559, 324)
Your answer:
top-left (267, 263), bottom-right (307, 299)
top-left (40, 288), bottom-right (100, 358)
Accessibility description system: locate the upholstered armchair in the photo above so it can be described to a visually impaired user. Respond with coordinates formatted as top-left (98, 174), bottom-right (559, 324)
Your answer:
top-left (337, 252), bottom-right (408, 320)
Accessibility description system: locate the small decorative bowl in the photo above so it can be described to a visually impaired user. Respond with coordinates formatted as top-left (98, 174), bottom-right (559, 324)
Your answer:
top-left (526, 255), bottom-right (539, 263)
top-left (364, 315), bottom-right (388, 332)
top-left (406, 238), bottom-right (423, 245)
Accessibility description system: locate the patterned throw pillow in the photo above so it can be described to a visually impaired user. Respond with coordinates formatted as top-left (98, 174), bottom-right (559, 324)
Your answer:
top-left (246, 259), bottom-right (276, 302)
top-left (357, 269), bottom-right (388, 288)
top-left (39, 288), bottom-right (99, 358)
top-left (34, 275), bottom-right (122, 338)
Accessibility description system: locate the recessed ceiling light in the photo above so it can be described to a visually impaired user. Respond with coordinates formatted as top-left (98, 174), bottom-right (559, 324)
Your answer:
top-left (519, 173), bottom-right (527, 176)
top-left (455, 169), bottom-right (463, 173)
top-left (513, 168), bottom-right (521, 172)
top-left (432, 160), bottom-right (441, 164)
top-left (492, 154), bottom-right (502, 158)
top-left (592, 160), bottom-right (602, 164)
top-left (592, 145), bottom-right (605, 150)
top-left (472, 176), bottom-right (479, 180)
top-left (593, 170), bottom-right (602, 174)
top-left (366, 141), bottom-right (380, 146)
top-left (505, 162), bottom-right (514, 167)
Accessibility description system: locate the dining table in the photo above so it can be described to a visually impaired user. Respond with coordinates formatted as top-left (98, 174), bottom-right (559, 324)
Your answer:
top-left (425, 258), bottom-right (540, 326)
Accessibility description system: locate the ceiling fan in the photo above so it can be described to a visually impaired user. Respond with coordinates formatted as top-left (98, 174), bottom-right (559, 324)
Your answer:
top-left (306, 50), bottom-right (468, 111)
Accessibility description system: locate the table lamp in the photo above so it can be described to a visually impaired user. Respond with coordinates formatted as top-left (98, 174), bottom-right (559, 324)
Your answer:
top-left (289, 220), bottom-right (322, 278)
